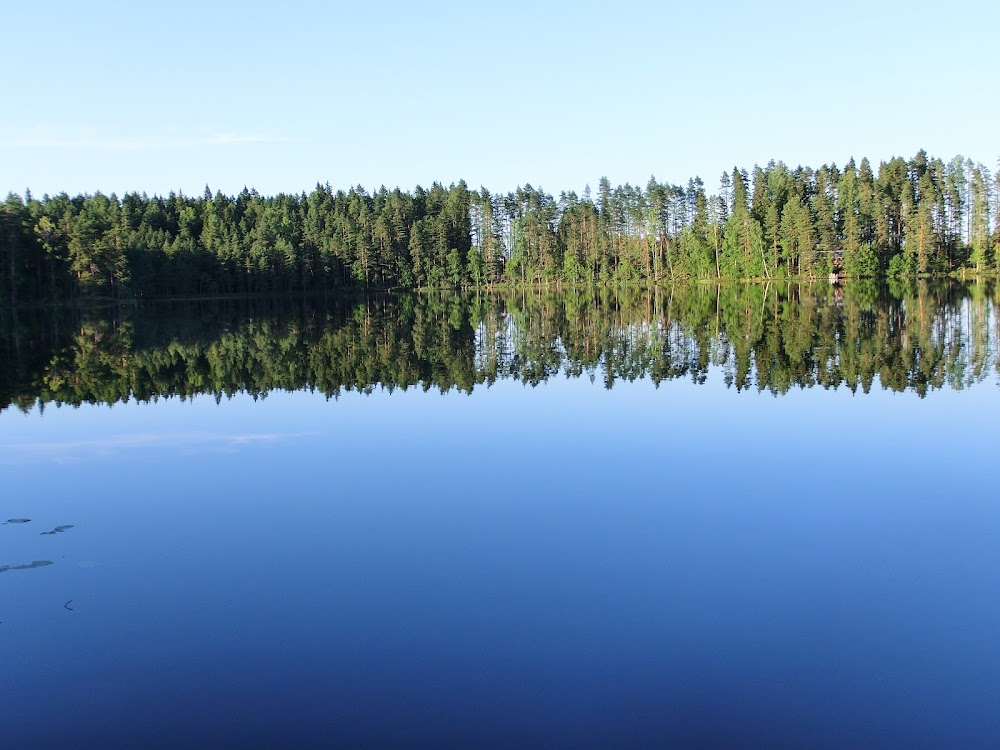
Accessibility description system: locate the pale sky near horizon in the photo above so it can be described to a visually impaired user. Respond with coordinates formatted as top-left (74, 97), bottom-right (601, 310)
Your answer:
top-left (2, 0), bottom-right (996, 198)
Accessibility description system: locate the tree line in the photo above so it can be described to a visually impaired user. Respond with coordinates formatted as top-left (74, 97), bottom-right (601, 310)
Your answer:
top-left (3, 280), bottom-right (997, 411)
top-left (1, 151), bottom-right (997, 304)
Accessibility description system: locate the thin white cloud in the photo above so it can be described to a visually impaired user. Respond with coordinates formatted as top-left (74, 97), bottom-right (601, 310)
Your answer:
top-left (0, 431), bottom-right (318, 464)
top-left (0, 132), bottom-right (299, 151)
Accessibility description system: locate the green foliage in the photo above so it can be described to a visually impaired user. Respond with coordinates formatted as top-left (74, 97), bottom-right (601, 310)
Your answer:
top-left (887, 252), bottom-right (915, 278)
top-left (845, 243), bottom-right (879, 277)
top-left (0, 151), bottom-right (995, 305)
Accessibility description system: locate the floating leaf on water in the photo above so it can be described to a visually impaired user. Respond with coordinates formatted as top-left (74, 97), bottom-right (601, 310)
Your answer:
top-left (3, 518), bottom-right (31, 524)
top-left (40, 524), bottom-right (74, 536)
top-left (0, 560), bottom-right (54, 573)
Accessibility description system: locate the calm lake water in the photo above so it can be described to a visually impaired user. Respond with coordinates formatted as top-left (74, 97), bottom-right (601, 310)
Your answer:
top-left (2, 282), bottom-right (999, 748)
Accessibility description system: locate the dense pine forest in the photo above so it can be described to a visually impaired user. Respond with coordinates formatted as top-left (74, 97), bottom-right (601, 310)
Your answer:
top-left (1, 151), bottom-right (997, 304)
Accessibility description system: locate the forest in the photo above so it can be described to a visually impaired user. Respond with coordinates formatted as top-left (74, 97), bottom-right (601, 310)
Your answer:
top-left (2, 280), bottom-right (997, 411)
top-left (0, 151), bottom-right (997, 305)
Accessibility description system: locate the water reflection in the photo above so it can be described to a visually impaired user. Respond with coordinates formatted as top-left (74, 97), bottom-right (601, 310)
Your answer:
top-left (1, 279), bottom-right (998, 411)
top-left (2, 281), bottom-right (999, 749)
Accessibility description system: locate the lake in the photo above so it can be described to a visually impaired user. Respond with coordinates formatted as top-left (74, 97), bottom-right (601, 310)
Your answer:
top-left (2, 281), bottom-right (999, 748)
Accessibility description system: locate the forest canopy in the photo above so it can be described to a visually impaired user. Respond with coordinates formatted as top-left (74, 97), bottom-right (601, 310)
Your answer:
top-left (1, 150), bottom-right (998, 304)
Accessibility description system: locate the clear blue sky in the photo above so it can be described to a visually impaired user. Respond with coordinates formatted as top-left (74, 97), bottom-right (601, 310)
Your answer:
top-left (2, 0), bottom-right (996, 198)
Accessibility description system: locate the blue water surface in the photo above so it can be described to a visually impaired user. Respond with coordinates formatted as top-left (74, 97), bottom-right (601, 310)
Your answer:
top-left (1, 373), bottom-right (998, 748)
